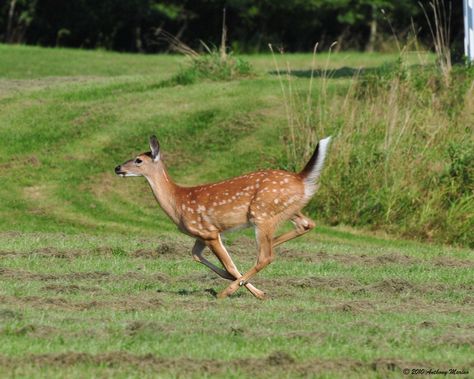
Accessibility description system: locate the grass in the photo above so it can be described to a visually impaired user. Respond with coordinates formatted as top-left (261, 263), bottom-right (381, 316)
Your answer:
top-left (0, 44), bottom-right (473, 378)
top-left (0, 231), bottom-right (472, 378)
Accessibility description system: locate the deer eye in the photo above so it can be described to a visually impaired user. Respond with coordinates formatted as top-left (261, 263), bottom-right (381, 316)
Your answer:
top-left (134, 158), bottom-right (143, 165)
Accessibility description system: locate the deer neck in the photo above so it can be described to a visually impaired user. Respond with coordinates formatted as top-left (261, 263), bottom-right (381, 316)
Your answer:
top-left (145, 164), bottom-right (181, 224)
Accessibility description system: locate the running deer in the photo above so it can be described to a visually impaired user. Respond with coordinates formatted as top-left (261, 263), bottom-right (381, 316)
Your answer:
top-left (115, 135), bottom-right (331, 299)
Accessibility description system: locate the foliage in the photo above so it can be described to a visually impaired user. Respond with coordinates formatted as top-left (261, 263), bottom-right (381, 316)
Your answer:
top-left (0, 0), bottom-right (463, 53)
top-left (277, 56), bottom-right (474, 246)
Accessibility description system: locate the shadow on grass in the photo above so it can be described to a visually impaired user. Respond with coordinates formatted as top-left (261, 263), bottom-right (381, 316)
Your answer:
top-left (268, 62), bottom-right (403, 79)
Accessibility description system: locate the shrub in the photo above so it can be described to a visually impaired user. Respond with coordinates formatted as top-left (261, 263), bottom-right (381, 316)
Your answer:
top-left (174, 52), bottom-right (252, 84)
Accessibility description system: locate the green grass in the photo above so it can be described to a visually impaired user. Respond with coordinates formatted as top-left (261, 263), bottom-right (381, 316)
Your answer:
top-left (0, 44), bottom-right (472, 378)
top-left (0, 231), bottom-right (472, 378)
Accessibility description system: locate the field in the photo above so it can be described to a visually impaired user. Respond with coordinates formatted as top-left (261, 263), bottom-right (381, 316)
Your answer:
top-left (0, 44), bottom-right (473, 378)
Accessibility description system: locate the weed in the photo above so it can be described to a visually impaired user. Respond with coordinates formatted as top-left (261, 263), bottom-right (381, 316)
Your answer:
top-left (174, 52), bottom-right (252, 84)
top-left (157, 19), bottom-right (253, 85)
top-left (419, 0), bottom-right (452, 85)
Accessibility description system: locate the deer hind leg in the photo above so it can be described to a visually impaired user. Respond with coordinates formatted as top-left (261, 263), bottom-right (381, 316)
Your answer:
top-left (217, 224), bottom-right (274, 299)
top-left (272, 212), bottom-right (315, 248)
top-left (206, 236), bottom-right (266, 300)
top-left (192, 239), bottom-right (234, 280)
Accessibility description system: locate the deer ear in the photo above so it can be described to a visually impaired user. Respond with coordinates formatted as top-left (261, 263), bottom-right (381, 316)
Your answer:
top-left (149, 135), bottom-right (160, 161)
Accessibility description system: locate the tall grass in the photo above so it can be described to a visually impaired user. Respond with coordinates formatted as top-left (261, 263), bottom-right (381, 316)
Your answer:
top-left (420, 0), bottom-right (452, 85)
top-left (273, 50), bottom-right (473, 247)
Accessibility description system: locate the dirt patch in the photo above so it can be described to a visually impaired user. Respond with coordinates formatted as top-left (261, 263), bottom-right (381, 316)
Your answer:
top-left (0, 267), bottom-right (60, 281)
top-left (420, 321), bottom-right (437, 328)
top-left (0, 251), bottom-right (18, 257)
top-left (155, 286), bottom-right (220, 299)
top-left (0, 324), bottom-right (58, 338)
top-left (332, 300), bottom-right (376, 314)
top-left (125, 321), bottom-right (164, 336)
top-left (267, 351), bottom-right (295, 366)
top-left (433, 256), bottom-right (474, 268)
top-left (0, 351), bottom-right (422, 377)
top-left (61, 271), bottom-right (112, 281)
top-left (132, 240), bottom-right (195, 259)
top-left (439, 333), bottom-right (474, 348)
top-left (278, 249), bottom-right (420, 266)
top-left (133, 246), bottom-right (173, 259)
top-left (0, 155), bottom-right (41, 170)
top-left (255, 275), bottom-right (436, 300)
top-left (369, 278), bottom-right (416, 294)
top-left (0, 294), bottom-right (163, 312)
top-left (116, 271), bottom-right (170, 283)
top-left (278, 248), bottom-right (474, 269)
top-left (0, 248), bottom-right (87, 259)
top-left (257, 276), bottom-right (360, 294)
top-left (0, 351), bottom-right (449, 378)
top-left (0, 267), bottom-right (170, 283)
top-left (353, 278), bottom-right (447, 296)
top-left (32, 247), bottom-right (86, 259)
top-left (224, 236), bottom-right (258, 258)
top-left (41, 284), bottom-right (102, 294)
top-left (0, 309), bottom-right (22, 321)
top-left (187, 271), bottom-right (228, 286)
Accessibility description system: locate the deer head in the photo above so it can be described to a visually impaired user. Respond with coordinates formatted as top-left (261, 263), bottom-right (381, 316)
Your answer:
top-left (115, 135), bottom-right (161, 177)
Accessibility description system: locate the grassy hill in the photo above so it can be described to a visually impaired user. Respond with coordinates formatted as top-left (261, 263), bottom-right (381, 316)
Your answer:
top-left (1, 45), bottom-right (472, 246)
top-left (0, 44), bottom-right (404, 234)
top-left (0, 45), bottom-right (472, 378)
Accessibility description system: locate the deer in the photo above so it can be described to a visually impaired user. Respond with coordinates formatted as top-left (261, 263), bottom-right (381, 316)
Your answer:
top-left (115, 135), bottom-right (331, 299)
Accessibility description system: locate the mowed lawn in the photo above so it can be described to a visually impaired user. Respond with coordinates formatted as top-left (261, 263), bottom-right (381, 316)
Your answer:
top-left (0, 45), bottom-right (472, 378)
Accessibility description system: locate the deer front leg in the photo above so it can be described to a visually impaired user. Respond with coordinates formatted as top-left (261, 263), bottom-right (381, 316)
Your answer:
top-left (273, 212), bottom-right (315, 247)
top-left (218, 225), bottom-right (274, 299)
top-left (206, 236), bottom-right (266, 300)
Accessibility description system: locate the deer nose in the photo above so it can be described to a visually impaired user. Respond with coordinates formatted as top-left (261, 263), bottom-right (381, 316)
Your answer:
top-left (115, 165), bottom-right (122, 174)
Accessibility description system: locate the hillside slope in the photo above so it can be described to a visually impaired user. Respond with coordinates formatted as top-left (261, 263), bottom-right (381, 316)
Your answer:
top-left (0, 45), bottom-right (471, 246)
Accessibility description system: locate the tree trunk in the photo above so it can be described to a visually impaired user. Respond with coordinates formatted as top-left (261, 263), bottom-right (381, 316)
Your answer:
top-left (220, 8), bottom-right (227, 60)
top-left (6, 0), bottom-right (17, 43)
top-left (135, 27), bottom-right (143, 52)
top-left (366, 4), bottom-right (377, 52)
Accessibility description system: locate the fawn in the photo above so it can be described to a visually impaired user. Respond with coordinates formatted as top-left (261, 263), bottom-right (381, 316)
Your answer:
top-left (115, 135), bottom-right (331, 299)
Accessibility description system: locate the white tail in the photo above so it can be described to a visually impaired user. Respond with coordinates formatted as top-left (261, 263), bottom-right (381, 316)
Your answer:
top-left (300, 136), bottom-right (332, 199)
top-left (115, 135), bottom-right (332, 299)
